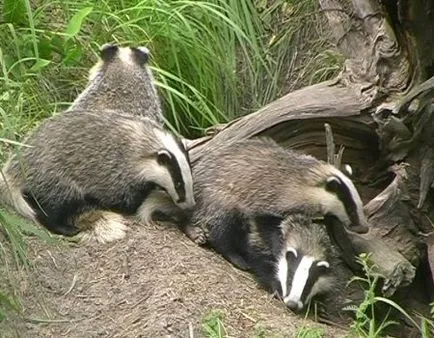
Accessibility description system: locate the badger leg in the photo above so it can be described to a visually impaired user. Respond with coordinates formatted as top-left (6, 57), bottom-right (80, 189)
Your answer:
top-left (0, 170), bottom-right (36, 221)
top-left (136, 190), bottom-right (187, 225)
top-left (206, 210), bottom-right (252, 270)
top-left (221, 251), bottom-right (250, 271)
top-left (75, 210), bottom-right (129, 244)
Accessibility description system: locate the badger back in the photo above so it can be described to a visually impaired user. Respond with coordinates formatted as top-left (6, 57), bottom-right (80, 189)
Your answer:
top-left (69, 44), bottom-right (163, 124)
top-left (7, 111), bottom-right (193, 210)
top-left (192, 137), bottom-right (368, 233)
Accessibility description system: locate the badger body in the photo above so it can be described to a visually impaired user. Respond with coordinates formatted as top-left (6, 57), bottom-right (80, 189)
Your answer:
top-left (188, 137), bottom-right (368, 268)
top-left (68, 44), bottom-right (164, 125)
top-left (0, 110), bottom-right (194, 242)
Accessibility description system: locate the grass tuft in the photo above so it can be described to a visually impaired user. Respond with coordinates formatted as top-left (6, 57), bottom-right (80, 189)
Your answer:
top-left (345, 253), bottom-right (434, 338)
top-left (202, 309), bottom-right (227, 338)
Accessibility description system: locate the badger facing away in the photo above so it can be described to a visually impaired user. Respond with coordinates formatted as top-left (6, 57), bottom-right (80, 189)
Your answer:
top-left (187, 137), bottom-right (369, 268)
top-left (68, 43), bottom-right (164, 125)
top-left (0, 110), bottom-right (194, 243)
top-left (244, 211), bottom-right (351, 313)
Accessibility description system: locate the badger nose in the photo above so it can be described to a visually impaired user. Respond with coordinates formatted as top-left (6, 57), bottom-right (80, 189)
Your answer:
top-left (177, 199), bottom-right (196, 210)
top-left (285, 300), bottom-right (303, 313)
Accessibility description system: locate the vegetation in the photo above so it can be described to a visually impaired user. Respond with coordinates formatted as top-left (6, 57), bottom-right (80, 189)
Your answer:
top-left (296, 326), bottom-right (325, 338)
top-left (202, 310), bottom-right (227, 338)
top-left (345, 253), bottom-right (434, 338)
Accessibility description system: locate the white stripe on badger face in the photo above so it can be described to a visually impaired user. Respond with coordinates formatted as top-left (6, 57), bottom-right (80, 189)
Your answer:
top-left (118, 47), bottom-right (135, 65)
top-left (333, 170), bottom-right (366, 226)
top-left (277, 254), bottom-right (288, 298)
top-left (344, 164), bottom-right (353, 176)
top-left (284, 256), bottom-right (315, 309)
top-left (154, 129), bottom-right (195, 209)
top-left (277, 246), bottom-right (297, 299)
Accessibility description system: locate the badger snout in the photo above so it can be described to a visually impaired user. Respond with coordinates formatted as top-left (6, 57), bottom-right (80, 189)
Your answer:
top-left (177, 198), bottom-right (196, 210)
top-left (347, 217), bottom-right (370, 234)
top-left (285, 298), bottom-right (304, 312)
top-left (350, 223), bottom-right (370, 234)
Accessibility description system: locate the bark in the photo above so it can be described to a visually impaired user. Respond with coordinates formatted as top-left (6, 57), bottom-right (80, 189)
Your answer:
top-left (186, 0), bottom-right (434, 311)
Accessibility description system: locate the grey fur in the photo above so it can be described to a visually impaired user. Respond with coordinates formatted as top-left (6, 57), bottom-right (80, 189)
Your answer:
top-left (189, 137), bottom-right (368, 247)
top-left (68, 44), bottom-right (163, 124)
top-left (0, 110), bottom-right (192, 241)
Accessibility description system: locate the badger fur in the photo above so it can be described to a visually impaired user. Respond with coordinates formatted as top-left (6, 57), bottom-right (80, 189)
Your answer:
top-left (188, 137), bottom-right (368, 267)
top-left (0, 110), bottom-right (194, 243)
top-left (246, 211), bottom-right (351, 313)
top-left (68, 44), bottom-right (163, 125)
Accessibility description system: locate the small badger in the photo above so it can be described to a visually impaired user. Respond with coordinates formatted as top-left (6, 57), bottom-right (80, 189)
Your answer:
top-left (0, 110), bottom-right (194, 243)
top-left (245, 211), bottom-right (349, 313)
top-left (188, 137), bottom-right (368, 268)
top-left (68, 43), bottom-right (164, 125)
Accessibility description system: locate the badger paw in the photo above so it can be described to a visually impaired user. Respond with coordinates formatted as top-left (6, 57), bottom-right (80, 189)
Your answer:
top-left (184, 224), bottom-right (208, 245)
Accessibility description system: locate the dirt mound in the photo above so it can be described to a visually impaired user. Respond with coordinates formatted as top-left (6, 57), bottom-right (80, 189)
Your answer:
top-left (0, 222), bottom-right (348, 338)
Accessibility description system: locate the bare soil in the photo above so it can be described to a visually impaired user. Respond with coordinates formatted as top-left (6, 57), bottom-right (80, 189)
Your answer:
top-left (0, 222), bottom-right (348, 338)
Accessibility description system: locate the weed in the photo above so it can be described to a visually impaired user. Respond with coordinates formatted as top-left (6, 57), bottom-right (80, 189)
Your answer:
top-left (202, 309), bottom-right (227, 338)
top-left (296, 326), bottom-right (325, 338)
top-left (0, 290), bottom-right (20, 323)
top-left (0, 208), bottom-right (56, 267)
top-left (344, 253), bottom-right (431, 338)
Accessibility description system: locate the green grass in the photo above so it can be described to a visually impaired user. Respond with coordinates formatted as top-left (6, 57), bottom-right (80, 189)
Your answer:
top-left (345, 253), bottom-right (434, 338)
top-left (202, 310), bottom-right (227, 338)
top-left (0, 0), bottom-right (341, 141)
top-left (296, 326), bottom-right (325, 338)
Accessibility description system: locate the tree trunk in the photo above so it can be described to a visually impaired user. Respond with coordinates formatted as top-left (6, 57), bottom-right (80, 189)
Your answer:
top-left (187, 0), bottom-right (434, 311)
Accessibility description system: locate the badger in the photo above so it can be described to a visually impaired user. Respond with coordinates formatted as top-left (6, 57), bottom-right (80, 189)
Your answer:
top-left (244, 211), bottom-right (349, 313)
top-left (187, 137), bottom-right (368, 268)
top-left (68, 43), bottom-right (164, 125)
top-left (0, 110), bottom-right (194, 243)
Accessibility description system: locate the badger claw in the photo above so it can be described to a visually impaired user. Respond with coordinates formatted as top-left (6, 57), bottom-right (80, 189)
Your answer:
top-left (184, 224), bottom-right (208, 245)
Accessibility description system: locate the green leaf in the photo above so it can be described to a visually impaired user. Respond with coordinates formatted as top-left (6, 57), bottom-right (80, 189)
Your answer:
top-left (63, 46), bottom-right (84, 66)
top-left (29, 59), bottom-right (51, 73)
top-left (64, 7), bottom-right (93, 41)
top-left (38, 37), bottom-right (54, 60)
top-left (3, 0), bottom-right (27, 25)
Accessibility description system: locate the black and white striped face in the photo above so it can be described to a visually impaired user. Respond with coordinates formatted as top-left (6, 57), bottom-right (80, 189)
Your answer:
top-left (276, 247), bottom-right (332, 312)
top-left (152, 130), bottom-right (195, 210)
top-left (323, 168), bottom-right (369, 234)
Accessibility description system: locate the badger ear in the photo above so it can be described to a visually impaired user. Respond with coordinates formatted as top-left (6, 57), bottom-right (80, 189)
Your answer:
top-left (181, 138), bottom-right (192, 151)
top-left (100, 43), bottom-right (118, 61)
top-left (132, 46), bottom-right (150, 65)
top-left (157, 149), bottom-right (172, 165)
top-left (325, 176), bottom-right (342, 193)
top-left (287, 247), bottom-right (298, 258)
top-left (317, 260), bottom-right (329, 268)
top-left (342, 164), bottom-right (353, 177)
